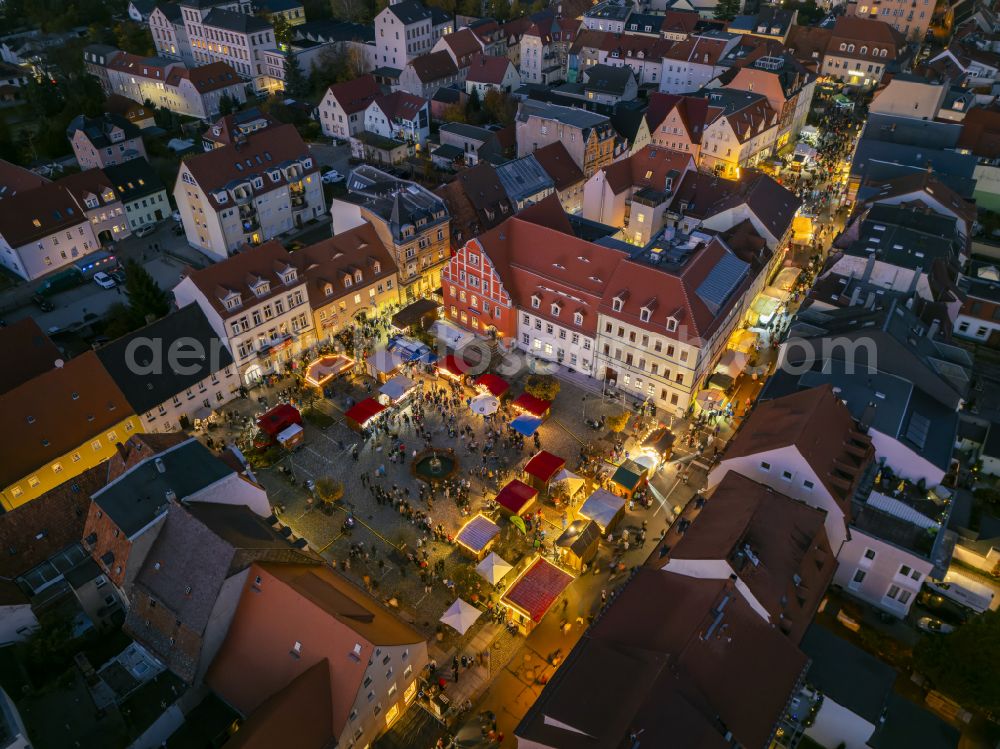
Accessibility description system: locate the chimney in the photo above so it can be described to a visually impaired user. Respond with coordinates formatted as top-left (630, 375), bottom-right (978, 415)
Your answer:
top-left (861, 254), bottom-right (875, 284)
top-left (927, 318), bottom-right (940, 339)
top-left (115, 441), bottom-right (129, 461)
top-left (155, 457), bottom-right (166, 474)
top-left (165, 489), bottom-right (177, 502)
top-left (848, 285), bottom-right (861, 307)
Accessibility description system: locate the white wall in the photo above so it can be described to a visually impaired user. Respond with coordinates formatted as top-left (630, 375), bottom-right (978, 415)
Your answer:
top-left (188, 472), bottom-right (271, 517)
top-left (833, 528), bottom-right (931, 617)
top-left (0, 602), bottom-right (37, 646)
top-left (870, 428), bottom-right (946, 486)
top-left (805, 697), bottom-right (876, 749)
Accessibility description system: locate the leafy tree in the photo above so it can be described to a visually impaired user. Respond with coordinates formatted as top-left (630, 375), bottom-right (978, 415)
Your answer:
top-left (466, 87), bottom-right (481, 116)
top-left (607, 410), bottom-right (630, 433)
top-left (489, 0), bottom-right (512, 21)
top-left (914, 610), bottom-right (1000, 714)
top-left (114, 21), bottom-right (155, 56)
top-left (442, 102), bottom-right (468, 123)
top-left (483, 90), bottom-right (517, 126)
top-left (218, 94), bottom-right (235, 116)
top-left (125, 260), bottom-right (169, 320)
top-left (713, 0), bottom-right (741, 21)
top-left (524, 374), bottom-right (560, 401)
top-left (458, 0), bottom-right (481, 16)
top-left (510, 0), bottom-right (525, 18)
top-left (271, 15), bottom-right (293, 46)
top-left (314, 476), bottom-right (344, 504)
top-left (283, 47), bottom-right (310, 99)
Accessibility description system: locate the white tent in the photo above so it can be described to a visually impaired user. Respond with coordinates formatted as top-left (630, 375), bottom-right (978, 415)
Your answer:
top-left (470, 393), bottom-right (500, 415)
top-left (550, 468), bottom-right (585, 497)
top-left (475, 552), bottom-right (513, 584)
top-left (440, 598), bottom-right (482, 634)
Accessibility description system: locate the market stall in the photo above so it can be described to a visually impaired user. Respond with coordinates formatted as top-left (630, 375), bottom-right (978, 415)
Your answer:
top-left (500, 556), bottom-right (573, 635)
top-left (304, 354), bottom-right (355, 387)
top-left (256, 404), bottom-right (302, 447)
top-left (510, 413), bottom-right (543, 437)
top-left (439, 598), bottom-right (481, 635)
top-left (494, 479), bottom-right (538, 516)
top-left (437, 354), bottom-right (470, 382)
top-left (475, 552), bottom-right (513, 585)
top-left (609, 458), bottom-right (648, 499)
top-left (475, 373), bottom-right (510, 399)
top-left (640, 428), bottom-right (675, 467)
top-left (391, 298), bottom-right (439, 333)
top-left (344, 398), bottom-right (387, 431)
top-left (366, 346), bottom-right (408, 382)
top-left (512, 393), bottom-right (552, 419)
top-left (455, 514), bottom-right (501, 560)
top-left (469, 393), bottom-right (500, 416)
top-left (578, 488), bottom-right (625, 534)
top-left (378, 375), bottom-right (417, 406)
top-left (729, 329), bottom-right (759, 354)
top-left (276, 423), bottom-right (304, 451)
top-left (522, 450), bottom-right (566, 492)
top-left (549, 468), bottom-right (586, 504)
top-left (555, 520), bottom-right (600, 572)
top-left (749, 295), bottom-right (782, 326)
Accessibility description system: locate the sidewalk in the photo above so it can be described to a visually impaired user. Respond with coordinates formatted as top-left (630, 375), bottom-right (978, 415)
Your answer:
top-left (427, 622), bottom-right (505, 716)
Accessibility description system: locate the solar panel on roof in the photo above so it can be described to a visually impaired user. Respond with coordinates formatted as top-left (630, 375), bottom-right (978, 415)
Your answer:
top-left (696, 252), bottom-right (749, 312)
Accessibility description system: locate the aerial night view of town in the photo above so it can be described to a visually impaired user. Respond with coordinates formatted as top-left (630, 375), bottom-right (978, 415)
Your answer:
top-left (1, 0), bottom-right (1000, 746)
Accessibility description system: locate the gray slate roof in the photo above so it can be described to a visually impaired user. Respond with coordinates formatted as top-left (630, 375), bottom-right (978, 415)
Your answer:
top-left (204, 7), bottom-right (272, 33)
top-left (495, 154), bottom-right (554, 203)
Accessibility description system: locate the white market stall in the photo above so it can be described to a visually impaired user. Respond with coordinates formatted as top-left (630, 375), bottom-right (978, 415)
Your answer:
top-left (440, 598), bottom-right (482, 635)
top-left (475, 552), bottom-right (514, 585)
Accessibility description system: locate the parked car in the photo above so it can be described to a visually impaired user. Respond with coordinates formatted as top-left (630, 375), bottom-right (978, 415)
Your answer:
top-left (172, 210), bottom-right (181, 223)
top-left (93, 272), bottom-right (116, 289)
top-left (321, 169), bottom-right (344, 184)
top-left (133, 224), bottom-right (156, 238)
top-left (916, 590), bottom-right (969, 626)
top-left (31, 294), bottom-right (54, 312)
top-left (110, 269), bottom-right (126, 286)
top-left (917, 617), bottom-right (955, 634)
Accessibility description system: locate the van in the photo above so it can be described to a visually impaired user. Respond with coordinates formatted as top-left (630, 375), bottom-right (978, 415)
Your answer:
top-left (133, 224), bottom-right (156, 238)
top-left (35, 268), bottom-right (84, 296)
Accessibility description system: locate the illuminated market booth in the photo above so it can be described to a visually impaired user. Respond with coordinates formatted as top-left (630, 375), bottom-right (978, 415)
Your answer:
top-left (304, 354), bottom-right (354, 387)
top-left (578, 488), bottom-right (625, 534)
top-left (522, 450), bottom-right (566, 493)
top-left (475, 552), bottom-right (513, 586)
top-left (475, 373), bottom-right (510, 399)
top-left (555, 520), bottom-right (600, 572)
top-left (344, 397), bottom-right (387, 432)
top-left (499, 556), bottom-right (574, 635)
top-left (494, 479), bottom-right (538, 517)
top-left (455, 513), bottom-right (501, 561)
top-left (609, 458), bottom-right (648, 499)
top-left (378, 375), bottom-right (418, 406)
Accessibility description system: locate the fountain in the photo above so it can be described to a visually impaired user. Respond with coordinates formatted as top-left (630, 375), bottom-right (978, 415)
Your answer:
top-left (412, 448), bottom-right (459, 483)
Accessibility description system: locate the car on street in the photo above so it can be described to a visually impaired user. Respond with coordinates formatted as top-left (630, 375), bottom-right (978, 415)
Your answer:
top-left (917, 617), bottom-right (955, 634)
top-left (172, 210), bottom-right (181, 223)
top-left (93, 272), bottom-right (116, 289)
top-left (31, 294), bottom-right (54, 312)
top-left (321, 169), bottom-right (344, 184)
top-left (110, 269), bottom-right (126, 286)
top-left (133, 224), bottom-right (156, 238)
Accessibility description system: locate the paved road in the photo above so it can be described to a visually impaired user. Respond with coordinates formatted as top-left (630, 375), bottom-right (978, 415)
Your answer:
top-left (307, 141), bottom-right (352, 177)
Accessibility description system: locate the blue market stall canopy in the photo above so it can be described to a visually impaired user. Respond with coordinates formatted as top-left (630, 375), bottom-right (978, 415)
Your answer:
top-left (511, 413), bottom-right (543, 436)
top-left (388, 335), bottom-right (437, 363)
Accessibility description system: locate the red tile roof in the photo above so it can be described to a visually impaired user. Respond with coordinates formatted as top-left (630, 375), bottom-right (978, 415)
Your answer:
top-left (372, 90), bottom-right (426, 122)
top-left (465, 54), bottom-right (515, 85)
top-left (296, 222), bottom-right (397, 309)
top-left (410, 50), bottom-right (459, 82)
top-left (523, 450), bottom-right (565, 482)
top-left (440, 28), bottom-right (484, 63)
top-left (0, 159), bottom-right (49, 198)
top-left (957, 106), bottom-right (1000, 158)
top-left (0, 181), bottom-right (87, 247)
top-left (600, 144), bottom-right (694, 194)
top-left (179, 240), bottom-right (300, 319)
top-left (830, 16), bottom-right (905, 56)
top-left (722, 385), bottom-right (874, 514)
top-left (495, 479), bottom-right (538, 514)
top-left (324, 74), bottom-right (382, 115)
top-left (662, 35), bottom-right (731, 65)
top-left (532, 141), bottom-right (585, 191)
top-left (646, 93), bottom-right (724, 141)
top-left (502, 556), bottom-right (573, 622)
top-left (0, 318), bottom-right (59, 396)
top-left (166, 60), bottom-right (242, 93)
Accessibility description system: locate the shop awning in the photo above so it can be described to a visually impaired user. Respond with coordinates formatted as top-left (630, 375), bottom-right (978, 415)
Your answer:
top-left (556, 520), bottom-right (600, 557)
top-left (391, 298), bottom-right (438, 330)
top-left (257, 403), bottom-right (301, 438)
top-left (773, 267), bottom-right (802, 292)
top-left (495, 479), bottom-right (538, 515)
top-left (715, 349), bottom-right (747, 379)
top-left (611, 459), bottom-right (646, 491)
top-left (579, 489), bottom-right (625, 532)
top-left (388, 335), bottom-right (437, 363)
top-left (501, 557), bottom-right (573, 623)
top-left (379, 375), bottom-right (415, 403)
top-left (437, 354), bottom-right (469, 378)
top-left (475, 552), bottom-right (513, 584)
top-left (475, 373), bottom-right (510, 398)
top-left (550, 468), bottom-right (585, 496)
top-left (345, 398), bottom-right (386, 427)
top-left (730, 329), bottom-right (759, 353)
top-left (750, 294), bottom-right (781, 323)
top-left (440, 598), bottom-right (481, 635)
top-left (523, 450), bottom-right (565, 483)
top-left (696, 389), bottom-right (726, 410)
top-left (368, 346), bottom-right (407, 375)
top-left (456, 514), bottom-right (500, 553)
top-left (707, 372), bottom-right (735, 391)
top-left (511, 414), bottom-right (543, 436)
top-left (512, 393), bottom-right (551, 417)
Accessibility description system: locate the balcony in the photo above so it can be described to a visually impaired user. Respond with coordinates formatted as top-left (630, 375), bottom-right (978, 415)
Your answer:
top-left (238, 203), bottom-right (256, 220)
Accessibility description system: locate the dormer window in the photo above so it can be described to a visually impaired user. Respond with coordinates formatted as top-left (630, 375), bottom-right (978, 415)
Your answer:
top-left (324, 283), bottom-right (333, 296)
top-left (215, 191), bottom-right (228, 204)
top-left (639, 307), bottom-right (651, 323)
top-left (354, 271), bottom-right (363, 283)
top-left (252, 177), bottom-right (264, 190)
top-left (574, 312), bottom-right (583, 326)
top-left (531, 295), bottom-right (540, 309)
top-left (302, 158), bottom-right (313, 170)
top-left (373, 261), bottom-right (381, 274)
top-left (612, 297), bottom-right (623, 313)
top-left (224, 294), bottom-right (242, 310)
top-left (282, 269), bottom-right (297, 284)
top-left (344, 276), bottom-right (352, 288)
top-left (253, 280), bottom-right (270, 296)
top-left (551, 303), bottom-right (560, 317)
top-left (269, 170), bottom-right (281, 183)
top-left (666, 317), bottom-right (678, 332)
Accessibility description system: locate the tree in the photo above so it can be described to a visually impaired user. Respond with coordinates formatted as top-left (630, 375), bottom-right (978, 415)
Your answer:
top-left (914, 610), bottom-right (1000, 714)
top-left (124, 258), bottom-right (170, 323)
top-left (114, 21), bottom-right (155, 56)
top-left (314, 476), bottom-right (344, 505)
top-left (283, 46), bottom-right (310, 99)
top-left (271, 15), bottom-right (292, 46)
top-left (483, 90), bottom-right (517, 127)
top-left (607, 410), bottom-right (630, 433)
top-left (442, 102), bottom-right (468, 123)
top-left (218, 94), bottom-right (235, 116)
top-left (524, 374), bottom-right (560, 401)
top-left (713, 0), bottom-right (741, 21)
